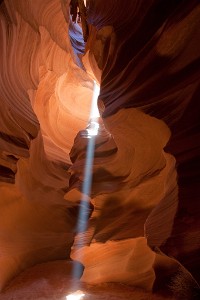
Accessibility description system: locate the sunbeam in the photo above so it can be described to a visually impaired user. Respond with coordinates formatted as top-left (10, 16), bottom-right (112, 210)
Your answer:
top-left (67, 81), bottom-right (100, 297)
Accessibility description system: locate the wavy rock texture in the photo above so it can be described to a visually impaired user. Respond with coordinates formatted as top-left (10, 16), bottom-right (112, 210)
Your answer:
top-left (0, 0), bottom-right (93, 292)
top-left (67, 107), bottom-right (179, 294)
top-left (71, 237), bottom-right (156, 290)
top-left (0, 0), bottom-right (200, 299)
top-left (84, 0), bottom-right (200, 288)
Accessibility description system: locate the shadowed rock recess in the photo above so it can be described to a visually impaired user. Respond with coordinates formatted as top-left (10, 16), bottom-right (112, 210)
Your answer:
top-left (0, 0), bottom-right (200, 299)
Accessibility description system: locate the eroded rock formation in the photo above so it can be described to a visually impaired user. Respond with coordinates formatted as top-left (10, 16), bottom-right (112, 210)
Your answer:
top-left (0, 0), bottom-right (200, 299)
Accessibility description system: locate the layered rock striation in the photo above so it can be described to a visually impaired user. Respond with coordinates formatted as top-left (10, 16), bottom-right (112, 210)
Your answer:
top-left (0, 0), bottom-right (200, 299)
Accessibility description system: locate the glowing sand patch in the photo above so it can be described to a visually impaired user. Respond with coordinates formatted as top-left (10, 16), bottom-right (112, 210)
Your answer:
top-left (66, 290), bottom-right (85, 300)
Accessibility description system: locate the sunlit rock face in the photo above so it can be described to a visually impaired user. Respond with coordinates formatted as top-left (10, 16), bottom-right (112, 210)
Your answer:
top-left (72, 237), bottom-right (156, 290)
top-left (0, 0), bottom-right (200, 299)
top-left (0, 0), bottom-right (93, 291)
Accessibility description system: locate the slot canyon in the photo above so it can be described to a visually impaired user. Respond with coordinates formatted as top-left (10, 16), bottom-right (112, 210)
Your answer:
top-left (0, 0), bottom-right (200, 299)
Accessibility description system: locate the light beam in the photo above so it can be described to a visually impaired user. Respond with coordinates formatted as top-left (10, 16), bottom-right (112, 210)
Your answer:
top-left (68, 81), bottom-right (100, 295)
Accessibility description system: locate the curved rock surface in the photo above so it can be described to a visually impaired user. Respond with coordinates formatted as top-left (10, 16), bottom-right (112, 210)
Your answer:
top-left (0, 0), bottom-right (200, 299)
